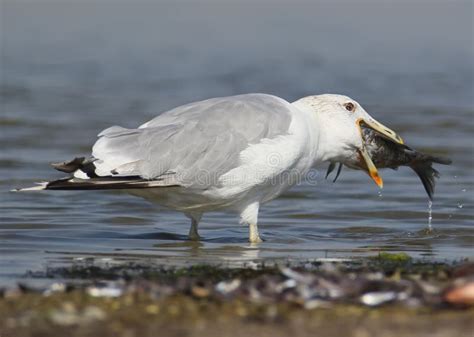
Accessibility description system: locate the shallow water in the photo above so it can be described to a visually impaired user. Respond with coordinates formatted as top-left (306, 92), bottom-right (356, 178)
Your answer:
top-left (1, 1), bottom-right (473, 286)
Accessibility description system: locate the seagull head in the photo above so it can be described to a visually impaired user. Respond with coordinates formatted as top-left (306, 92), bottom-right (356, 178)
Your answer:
top-left (293, 94), bottom-right (404, 188)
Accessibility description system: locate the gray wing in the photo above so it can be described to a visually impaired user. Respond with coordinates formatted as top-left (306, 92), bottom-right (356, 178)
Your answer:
top-left (91, 94), bottom-right (293, 188)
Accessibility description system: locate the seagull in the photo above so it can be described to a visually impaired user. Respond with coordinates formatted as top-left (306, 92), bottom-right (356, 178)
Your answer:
top-left (17, 93), bottom-right (406, 243)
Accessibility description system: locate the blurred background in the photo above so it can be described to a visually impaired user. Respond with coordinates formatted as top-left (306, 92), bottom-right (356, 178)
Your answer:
top-left (1, 1), bottom-right (473, 286)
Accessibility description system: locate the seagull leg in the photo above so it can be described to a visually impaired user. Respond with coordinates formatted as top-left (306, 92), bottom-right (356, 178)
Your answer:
top-left (249, 223), bottom-right (263, 244)
top-left (185, 212), bottom-right (202, 241)
top-left (240, 202), bottom-right (263, 243)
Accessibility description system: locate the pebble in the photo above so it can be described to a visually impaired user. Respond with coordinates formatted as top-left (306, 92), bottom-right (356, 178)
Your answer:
top-left (360, 291), bottom-right (398, 306)
top-left (4, 263), bottom-right (474, 310)
top-left (444, 279), bottom-right (474, 305)
top-left (87, 283), bottom-right (123, 298)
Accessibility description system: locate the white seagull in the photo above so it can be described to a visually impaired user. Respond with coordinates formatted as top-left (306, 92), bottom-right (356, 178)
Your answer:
top-left (17, 93), bottom-right (407, 243)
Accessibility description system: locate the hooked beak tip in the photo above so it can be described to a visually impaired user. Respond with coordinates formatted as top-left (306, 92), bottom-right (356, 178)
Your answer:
top-left (358, 147), bottom-right (384, 188)
top-left (372, 171), bottom-right (384, 188)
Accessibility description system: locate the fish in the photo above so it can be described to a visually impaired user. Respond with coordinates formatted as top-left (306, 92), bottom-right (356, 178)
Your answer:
top-left (327, 125), bottom-right (452, 200)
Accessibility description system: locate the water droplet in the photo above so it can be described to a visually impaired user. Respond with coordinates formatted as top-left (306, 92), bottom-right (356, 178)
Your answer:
top-left (461, 189), bottom-right (466, 192)
top-left (457, 203), bottom-right (464, 209)
top-left (377, 191), bottom-right (383, 198)
top-left (427, 200), bottom-right (433, 232)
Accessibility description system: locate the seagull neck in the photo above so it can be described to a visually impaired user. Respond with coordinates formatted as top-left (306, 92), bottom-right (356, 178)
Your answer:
top-left (292, 99), bottom-right (340, 165)
top-left (314, 113), bottom-right (341, 163)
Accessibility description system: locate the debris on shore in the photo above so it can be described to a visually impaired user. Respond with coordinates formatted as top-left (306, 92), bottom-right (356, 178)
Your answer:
top-left (3, 256), bottom-right (474, 309)
top-left (1, 256), bottom-right (473, 337)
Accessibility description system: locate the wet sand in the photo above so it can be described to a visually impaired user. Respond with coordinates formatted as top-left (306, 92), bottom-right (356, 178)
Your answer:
top-left (2, 294), bottom-right (472, 337)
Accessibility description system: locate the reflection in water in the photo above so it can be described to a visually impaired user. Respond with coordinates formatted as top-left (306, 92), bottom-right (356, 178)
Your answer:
top-left (155, 241), bottom-right (262, 264)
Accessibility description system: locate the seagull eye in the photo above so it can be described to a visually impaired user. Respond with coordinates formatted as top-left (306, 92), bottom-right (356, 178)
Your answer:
top-left (344, 102), bottom-right (355, 112)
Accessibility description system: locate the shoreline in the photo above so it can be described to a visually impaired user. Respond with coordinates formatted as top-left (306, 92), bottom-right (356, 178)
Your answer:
top-left (1, 255), bottom-right (473, 337)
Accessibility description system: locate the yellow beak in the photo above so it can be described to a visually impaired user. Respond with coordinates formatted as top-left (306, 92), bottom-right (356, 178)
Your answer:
top-left (356, 118), bottom-right (404, 188)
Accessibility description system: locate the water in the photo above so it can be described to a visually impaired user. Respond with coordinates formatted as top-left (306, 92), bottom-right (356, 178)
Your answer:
top-left (1, 1), bottom-right (473, 287)
top-left (428, 200), bottom-right (433, 232)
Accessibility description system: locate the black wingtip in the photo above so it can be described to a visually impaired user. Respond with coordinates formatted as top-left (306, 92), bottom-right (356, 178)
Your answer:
top-left (51, 157), bottom-right (86, 173)
top-left (51, 157), bottom-right (98, 178)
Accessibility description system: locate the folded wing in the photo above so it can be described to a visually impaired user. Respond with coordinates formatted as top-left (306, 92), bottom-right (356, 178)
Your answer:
top-left (39, 94), bottom-right (294, 191)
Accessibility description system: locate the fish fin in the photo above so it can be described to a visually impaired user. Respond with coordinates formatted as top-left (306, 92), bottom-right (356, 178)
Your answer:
top-left (333, 163), bottom-right (343, 183)
top-left (402, 149), bottom-right (452, 166)
top-left (411, 164), bottom-right (440, 201)
top-left (429, 156), bottom-right (452, 165)
top-left (325, 162), bottom-right (336, 179)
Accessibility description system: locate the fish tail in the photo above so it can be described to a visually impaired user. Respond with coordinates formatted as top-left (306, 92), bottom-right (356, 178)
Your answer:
top-left (410, 164), bottom-right (440, 201)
